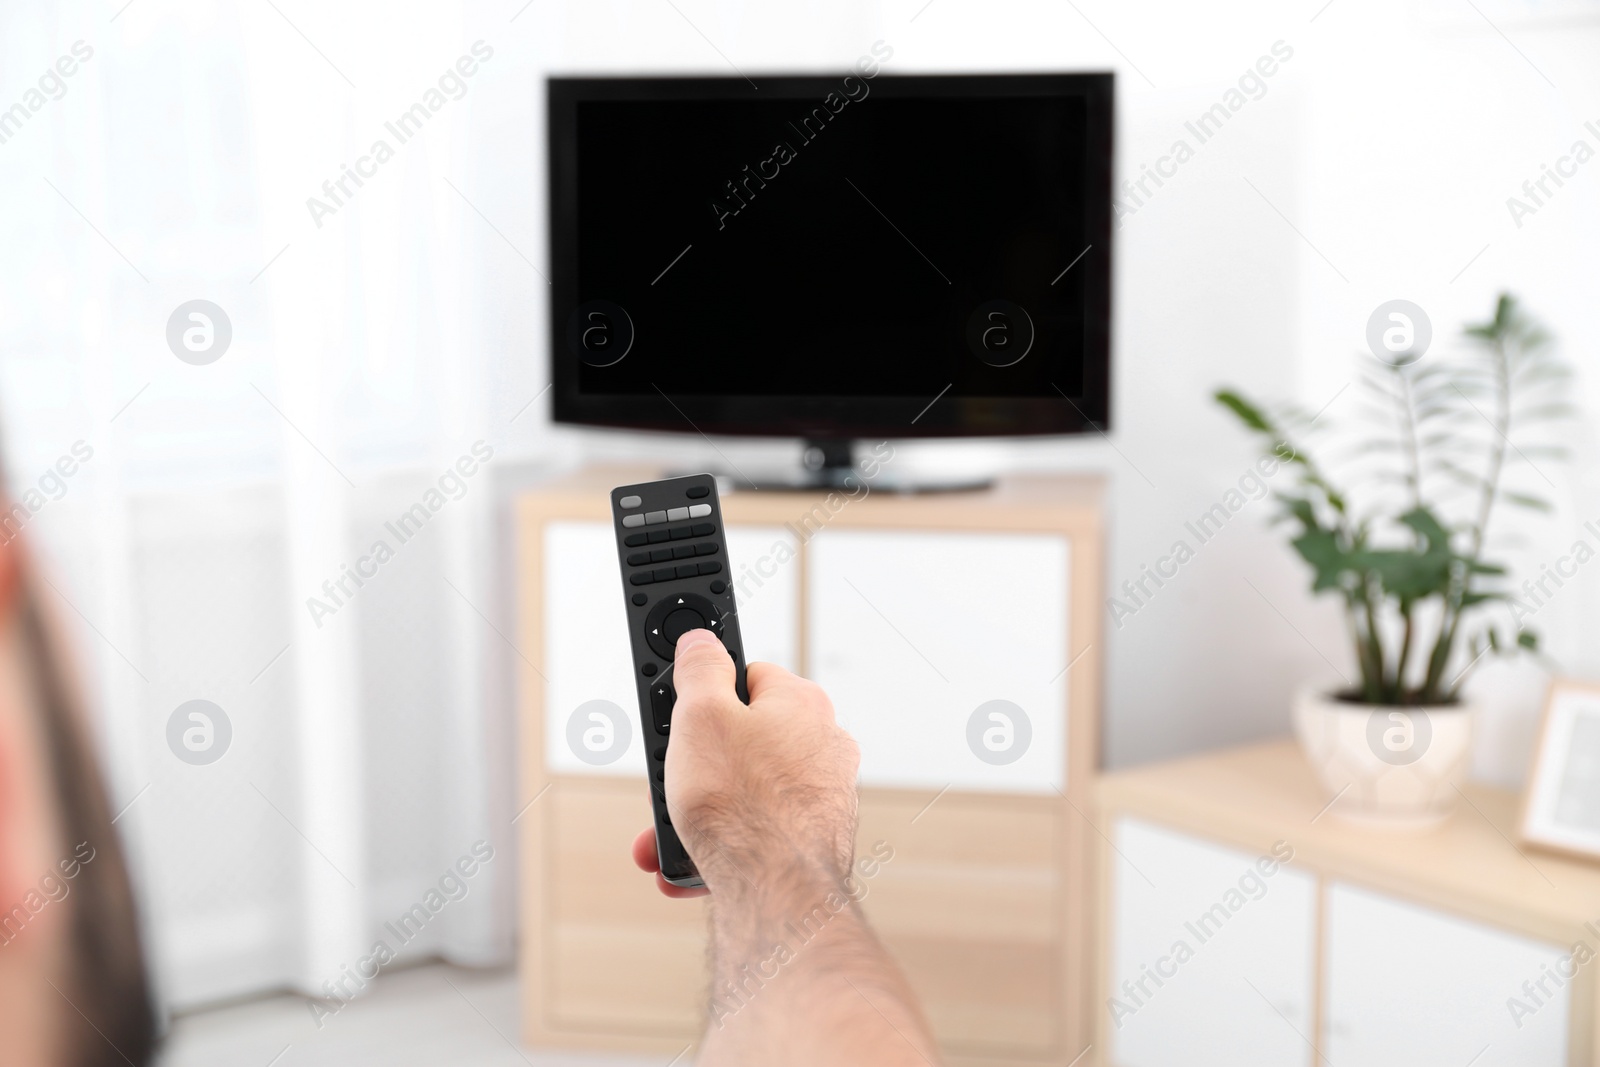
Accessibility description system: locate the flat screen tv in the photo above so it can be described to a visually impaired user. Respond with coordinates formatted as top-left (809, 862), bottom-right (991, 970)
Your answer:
top-left (548, 72), bottom-right (1112, 453)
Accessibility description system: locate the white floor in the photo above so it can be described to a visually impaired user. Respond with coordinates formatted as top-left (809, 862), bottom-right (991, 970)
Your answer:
top-left (156, 963), bottom-right (669, 1067)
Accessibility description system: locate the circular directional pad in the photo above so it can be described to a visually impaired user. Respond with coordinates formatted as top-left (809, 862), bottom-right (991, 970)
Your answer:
top-left (644, 593), bottom-right (723, 660)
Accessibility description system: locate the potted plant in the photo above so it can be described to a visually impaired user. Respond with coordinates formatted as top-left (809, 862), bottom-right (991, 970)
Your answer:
top-left (1216, 294), bottom-right (1570, 825)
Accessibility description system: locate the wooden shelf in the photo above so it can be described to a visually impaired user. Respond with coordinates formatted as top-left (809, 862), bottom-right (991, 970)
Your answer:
top-left (1096, 739), bottom-right (1600, 950)
top-left (514, 463), bottom-right (1106, 533)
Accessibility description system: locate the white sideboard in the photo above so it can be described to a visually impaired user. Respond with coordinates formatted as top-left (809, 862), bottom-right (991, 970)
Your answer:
top-left (1097, 742), bottom-right (1593, 1067)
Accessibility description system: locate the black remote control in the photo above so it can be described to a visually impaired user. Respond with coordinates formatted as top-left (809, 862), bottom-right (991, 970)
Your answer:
top-left (609, 474), bottom-right (747, 888)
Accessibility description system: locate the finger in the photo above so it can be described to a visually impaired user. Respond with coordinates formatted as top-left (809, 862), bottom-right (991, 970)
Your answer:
top-left (632, 827), bottom-right (660, 873)
top-left (672, 628), bottom-right (737, 708)
top-left (656, 873), bottom-right (711, 899)
top-left (745, 660), bottom-right (795, 703)
top-left (633, 827), bottom-right (711, 897)
top-left (746, 661), bottom-right (834, 722)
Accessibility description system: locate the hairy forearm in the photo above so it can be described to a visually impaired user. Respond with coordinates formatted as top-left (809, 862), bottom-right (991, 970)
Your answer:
top-left (698, 861), bottom-right (940, 1067)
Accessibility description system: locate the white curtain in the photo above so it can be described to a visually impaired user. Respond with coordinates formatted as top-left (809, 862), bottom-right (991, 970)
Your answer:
top-left (0, 0), bottom-right (549, 1009)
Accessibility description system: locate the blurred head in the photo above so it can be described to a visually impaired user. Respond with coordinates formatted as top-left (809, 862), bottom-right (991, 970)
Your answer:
top-left (0, 530), bottom-right (156, 1064)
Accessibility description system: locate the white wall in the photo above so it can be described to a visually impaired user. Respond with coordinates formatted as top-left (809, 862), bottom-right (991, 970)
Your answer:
top-left (510, 0), bottom-right (1600, 780)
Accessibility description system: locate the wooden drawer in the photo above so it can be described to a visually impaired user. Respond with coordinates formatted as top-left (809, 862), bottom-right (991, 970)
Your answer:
top-left (539, 779), bottom-right (1068, 1055)
top-left (542, 781), bottom-right (708, 1035)
top-left (859, 791), bottom-right (1064, 1056)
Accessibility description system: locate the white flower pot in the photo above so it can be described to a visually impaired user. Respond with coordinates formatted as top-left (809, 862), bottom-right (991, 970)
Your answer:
top-left (1292, 686), bottom-right (1475, 828)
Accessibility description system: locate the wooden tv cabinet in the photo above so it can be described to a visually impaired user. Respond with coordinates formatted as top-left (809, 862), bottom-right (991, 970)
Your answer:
top-left (514, 465), bottom-right (1104, 1065)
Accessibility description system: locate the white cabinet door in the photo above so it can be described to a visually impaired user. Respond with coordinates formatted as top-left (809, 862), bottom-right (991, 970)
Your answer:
top-left (1324, 882), bottom-right (1569, 1067)
top-left (806, 529), bottom-right (1068, 793)
top-left (543, 521), bottom-right (798, 777)
top-left (1110, 819), bottom-right (1317, 1067)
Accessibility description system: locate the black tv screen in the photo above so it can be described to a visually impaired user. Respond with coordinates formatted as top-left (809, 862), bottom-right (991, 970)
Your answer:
top-left (549, 73), bottom-right (1112, 439)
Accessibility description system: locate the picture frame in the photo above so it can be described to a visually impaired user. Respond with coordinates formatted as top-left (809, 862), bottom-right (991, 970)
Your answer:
top-left (1520, 678), bottom-right (1600, 860)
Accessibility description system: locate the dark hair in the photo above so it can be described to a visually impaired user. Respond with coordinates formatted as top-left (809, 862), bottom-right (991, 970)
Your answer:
top-left (21, 583), bottom-right (158, 1065)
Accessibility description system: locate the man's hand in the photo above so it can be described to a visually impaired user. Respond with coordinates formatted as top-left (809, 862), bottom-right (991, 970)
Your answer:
top-left (629, 628), bottom-right (858, 897)
top-left (630, 628), bottom-right (941, 1066)
top-left (669, 627), bottom-right (860, 891)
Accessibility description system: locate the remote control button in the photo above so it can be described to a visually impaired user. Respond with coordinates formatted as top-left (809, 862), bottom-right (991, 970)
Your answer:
top-left (697, 561), bottom-right (722, 576)
top-left (653, 567), bottom-right (675, 582)
top-left (642, 662), bottom-right (656, 676)
top-left (651, 547), bottom-right (674, 562)
top-left (654, 767), bottom-right (663, 782)
top-left (675, 563), bottom-right (698, 579)
top-left (620, 495), bottom-right (643, 508)
top-left (669, 525), bottom-right (693, 540)
top-left (694, 542), bottom-right (719, 556)
top-left (710, 580), bottom-right (727, 594)
top-left (688, 504), bottom-right (712, 518)
top-left (622, 514), bottom-right (645, 528)
top-left (663, 606), bottom-right (706, 641)
top-left (630, 572), bottom-right (653, 586)
top-left (645, 510), bottom-right (668, 525)
top-left (644, 593), bottom-right (721, 659)
top-left (650, 682), bottom-right (675, 735)
top-left (625, 533), bottom-right (649, 547)
top-left (686, 486), bottom-right (710, 499)
top-left (672, 544), bottom-right (695, 560)
top-left (632, 592), bottom-right (648, 605)
top-left (691, 522), bottom-right (715, 537)
top-left (647, 529), bottom-right (670, 544)
top-left (627, 551), bottom-right (650, 566)
top-left (667, 506), bottom-right (690, 522)
top-left (653, 745), bottom-right (666, 761)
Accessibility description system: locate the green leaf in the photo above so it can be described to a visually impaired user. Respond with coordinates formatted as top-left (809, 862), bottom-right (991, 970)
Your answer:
top-left (1291, 529), bottom-right (1354, 593)
top-left (1398, 506), bottom-right (1450, 544)
top-left (1215, 389), bottom-right (1272, 433)
top-left (1501, 491), bottom-right (1552, 512)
